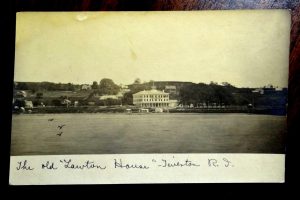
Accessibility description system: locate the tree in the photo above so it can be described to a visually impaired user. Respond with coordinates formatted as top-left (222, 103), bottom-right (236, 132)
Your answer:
top-left (179, 82), bottom-right (235, 107)
top-left (91, 81), bottom-right (98, 90)
top-left (209, 81), bottom-right (218, 86)
top-left (52, 99), bottom-right (62, 106)
top-left (99, 98), bottom-right (121, 106)
top-left (99, 78), bottom-right (120, 95)
top-left (66, 83), bottom-right (75, 91)
top-left (13, 99), bottom-right (25, 108)
top-left (130, 84), bottom-right (149, 94)
top-left (122, 92), bottom-right (133, 105)
top-left (221, 82), bottom-right (232, 87)
top-left (17, 82), bottom-right (29, 90)
top-left (134, 78), bottom-right (141, 84)
top-left (36, 92), bottom-right (43, 99)
top-left (213, 86), bottom-right (235, 106)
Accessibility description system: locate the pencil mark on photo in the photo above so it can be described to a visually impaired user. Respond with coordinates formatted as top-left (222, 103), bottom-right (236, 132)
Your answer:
top-left (57, 132), bottom-right (63, 136)
top-left (57, 124), bottom-right (66, 130)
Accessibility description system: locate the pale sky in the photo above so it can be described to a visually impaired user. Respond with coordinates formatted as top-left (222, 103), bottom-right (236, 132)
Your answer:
top-left (14, 10), bottom-right (290, 87)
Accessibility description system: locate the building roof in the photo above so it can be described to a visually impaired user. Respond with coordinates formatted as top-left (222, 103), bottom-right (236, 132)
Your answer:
top-left (99, 95), bottom-right (118, 100)
top-left (165, 85), bottom-right (176, 89)
top-left (133, 89), bottom-right (169, 95)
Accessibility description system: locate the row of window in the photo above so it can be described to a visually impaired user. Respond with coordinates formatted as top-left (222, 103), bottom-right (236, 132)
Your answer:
top-left (134, 99), bottom-right (169, 102)
top-left (139, 95), bottom-right (168, 98)
top-left (142, 99), bottom-right (168, 102)
top-left (140, 103), bottom-right (169, 106)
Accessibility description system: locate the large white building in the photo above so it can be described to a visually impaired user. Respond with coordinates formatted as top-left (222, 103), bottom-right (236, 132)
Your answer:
top-left (133, 89), bottom-right (169, 108)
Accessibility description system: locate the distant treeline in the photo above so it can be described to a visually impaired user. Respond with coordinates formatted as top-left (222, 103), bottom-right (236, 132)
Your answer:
top-left (14, 80), bottom-right (287, 108)
top-left (179, 82), bottom-right (236, 106)
top-left (178, 82), bottom-right (287, 107)
top-left (15, 79), bottom-right (121, 95)
top-left (15, 82), bottom-right (81, 92)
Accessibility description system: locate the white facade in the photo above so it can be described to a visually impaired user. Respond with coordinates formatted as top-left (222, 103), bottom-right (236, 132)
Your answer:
top-left (99, 95), bottom-right (118, 100)
top-left (133, 89), bottom-right (169, 108)
top-left (24, 100), bottom-right (33, 109)
top-left (165, 85), bottom-right (177, 94)
top-left (81, 84), bottom-right (91, 90)
top-left (168, 99), bottom-right (178, 108)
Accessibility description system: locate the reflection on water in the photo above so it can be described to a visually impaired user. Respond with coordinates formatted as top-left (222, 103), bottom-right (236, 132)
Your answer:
top-left (11, 113), bottom-right (286, 155)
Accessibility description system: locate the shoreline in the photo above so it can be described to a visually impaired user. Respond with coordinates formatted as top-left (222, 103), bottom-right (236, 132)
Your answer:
top-left (12, 106), bottom-right (287, 116)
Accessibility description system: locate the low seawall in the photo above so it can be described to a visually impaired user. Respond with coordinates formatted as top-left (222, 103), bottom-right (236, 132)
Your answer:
top-left (13, 106), bottom-right (287, 116)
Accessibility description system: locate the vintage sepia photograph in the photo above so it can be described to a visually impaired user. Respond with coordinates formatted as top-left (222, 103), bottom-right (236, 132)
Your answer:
top-left (11, 10), bottom-right (290, 156)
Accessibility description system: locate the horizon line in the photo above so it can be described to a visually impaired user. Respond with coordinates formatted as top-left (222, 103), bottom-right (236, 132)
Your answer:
top-left (13, 80), bottom-right (287, 89)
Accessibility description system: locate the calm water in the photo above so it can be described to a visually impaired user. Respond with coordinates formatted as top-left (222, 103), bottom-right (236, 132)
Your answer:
top-left (11, 113), bottom-right (286, 155)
